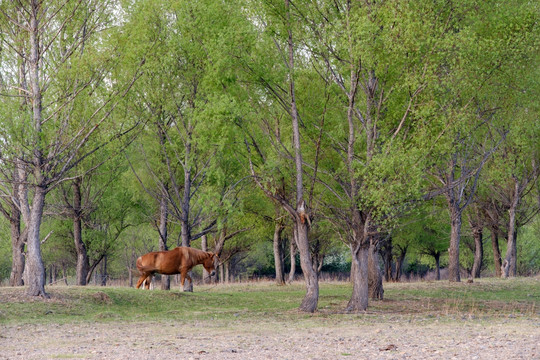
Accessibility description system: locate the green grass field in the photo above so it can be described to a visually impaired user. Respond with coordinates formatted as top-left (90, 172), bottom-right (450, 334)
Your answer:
top-left (1, 277), bottom-right (538, 326)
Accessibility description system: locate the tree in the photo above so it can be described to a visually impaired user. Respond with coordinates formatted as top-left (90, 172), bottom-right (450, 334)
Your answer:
top-left (0, 0), bottom-right (142, 296)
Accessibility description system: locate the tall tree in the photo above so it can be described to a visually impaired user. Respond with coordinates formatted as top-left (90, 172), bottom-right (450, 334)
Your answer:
top-left (0, 0), bottom-right (142, 296)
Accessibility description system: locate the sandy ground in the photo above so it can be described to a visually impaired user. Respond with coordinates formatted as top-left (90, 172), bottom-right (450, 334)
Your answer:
top-left (1, 318), bottom-right (539, 360)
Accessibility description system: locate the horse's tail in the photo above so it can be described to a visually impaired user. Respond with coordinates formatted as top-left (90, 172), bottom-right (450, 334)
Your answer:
top-left (136, 256), bottom-right (144, 272)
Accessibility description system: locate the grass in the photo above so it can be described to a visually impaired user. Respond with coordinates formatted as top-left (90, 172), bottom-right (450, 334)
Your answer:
top-left (0, 277), bottom-right (538, 326)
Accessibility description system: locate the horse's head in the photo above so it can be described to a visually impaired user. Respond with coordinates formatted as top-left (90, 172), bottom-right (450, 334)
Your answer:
top-left (203, 252), bottom-right (219, 277)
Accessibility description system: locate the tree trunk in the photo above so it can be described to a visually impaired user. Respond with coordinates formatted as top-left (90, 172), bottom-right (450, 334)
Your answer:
top-left (9, 214), bottom-right (25, 286)
top-left (73, 178), bottom-right (90, 286)
top-left (448, 209), bottom-right (462, 282)
top-left (159, 187), bottom-right (170, 290)
top-left (273, 222), bottom-right (285, 285)
top-left (434, 252), bottom-right (441, 280)
top-left (490, 228), bottom-right (502, 277)
top-left (502, 180), bottom-right (519, 278)
top-left (100, 255), bottom-right (108, 286)
top-left (201, 234), bottom-right (210, 284)
top-left (295, 220), bottom-right (319, 312)
top-left (25, 189), bottom-right (48, 297)
top-left (471, 226), bottom-right (483, 278)
top-left (24, 0), bottom-right (48, 298)
top-left (392, 245), bottom-right (407, 282)
top-left (368, 242), bottom-right (383, 300)
top-left (347, 242), bottom-right (369, 312)
top-left (382, 241), bottom-right (393, 283)
top-left (288, 239), bottom-right (296, 283)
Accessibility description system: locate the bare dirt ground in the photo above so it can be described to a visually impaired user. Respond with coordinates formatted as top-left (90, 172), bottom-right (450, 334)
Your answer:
top-left (2, 318), bottom-right (539, 360)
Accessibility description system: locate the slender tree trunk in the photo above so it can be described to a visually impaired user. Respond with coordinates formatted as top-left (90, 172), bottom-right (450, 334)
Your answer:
top-left (286, 0), bottom-right (318, 312)
top-left (100, 255), bottom-right (108, 286)
top-left (471, 226), bottom-right (483, 278)
top-left (295, 220), bottom-right (319, 312)
top-left (383, 241), bottom-right (393, 283)
top-left (201, 234), bottom-right (210, 284)
top-left (502, 180), bottom-right (520, 278)
top-left (434, 252), bottom-right (441, 280)
top-left (73, 178), bottom-right (90, 286)
top-left (288, 239), bottom-right (296, 283)
top-left (368, 242), bottom-right (383, 300)
top-left (392, 245), bottom-right (408, 282)
top-left (159, 186), bottom-right (170, 290)
top-left (490, 228), bottom-right (502, 277)
top-left (273, 222), bottom-right (285, 285)
top-left (448, 208), bottom-right (462, 282)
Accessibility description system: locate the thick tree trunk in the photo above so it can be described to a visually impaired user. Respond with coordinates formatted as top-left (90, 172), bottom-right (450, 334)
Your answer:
top-left (159, 187), bottom-right (170, 290)
top-left (9, 214), bottom-right (25, 286)
top-left (288, 239), bottom-right (296, 283)
top-left (490, 228), bottom-right (502, 277)
top-left (368, 242), bottom-right (383, 300)
top-left (25, 189), bottom-right (48, 297)
top-left (73, 178), bottom-right (90, 286)
top-left (471, 226), bottom-right (483, 278)
top-left (502, 181), bottom-right (519, 278)
top-left (25, 0), bottom-right (48, 298)
top-left (448, 209), bottom-right (462, 282)
top-left (273, 222), bottom-right (285, 285)
top-left (347, 242), bottom-right (369, 312)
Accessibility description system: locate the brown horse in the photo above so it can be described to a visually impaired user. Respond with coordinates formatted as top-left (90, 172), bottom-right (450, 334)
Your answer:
top-left (135, 247), bottom-right (219, 290)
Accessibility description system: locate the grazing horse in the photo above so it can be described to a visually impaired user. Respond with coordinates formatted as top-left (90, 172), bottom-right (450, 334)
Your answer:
top-left (136, 247), bottom-right (219, 290)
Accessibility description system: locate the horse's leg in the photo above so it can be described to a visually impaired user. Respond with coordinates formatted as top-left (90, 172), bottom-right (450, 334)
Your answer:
top-left (145, 274), bottom-right (154, 289)
top-left (136, 273), bottom-right (149, 289)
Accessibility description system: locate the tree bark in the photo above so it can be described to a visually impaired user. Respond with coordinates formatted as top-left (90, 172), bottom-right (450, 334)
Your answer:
top-left (347, 241), bottom-right (369, 312)
top-left (392, 245), bottom-right (408, 282)
top-left (432, 252), bottom-right (440, 280)
top-left (471, 225), bottom-right (483, 278)
top-left (201, 234), bottom-right (210, 284)
top-left (273, 222), bottom-right (286, 285)
top-left (490, 227), bottom-right (502, 277)
top-left (159, 186), bottom-right (170, 290)
top-left (73, 178), bottom-right (90, 286)
top-left (25, 189), bottom-right (48, 297)
top-left (502, 179), bottom-right (520, 278)
top-left (368, 242), bottom-right (384, 300)
top-left (448, 208), bottom-right (462, 282)
top-left (24, 0), bottom-right (48, 298)
top-left (288, 239), bottom-right (296, 283)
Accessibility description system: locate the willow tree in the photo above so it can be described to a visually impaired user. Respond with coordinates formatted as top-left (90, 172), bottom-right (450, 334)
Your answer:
top-left (0, 0), bottom-right (142, 296)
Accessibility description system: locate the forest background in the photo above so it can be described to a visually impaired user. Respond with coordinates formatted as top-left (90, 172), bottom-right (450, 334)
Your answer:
top-left (0, 0), bottom-right (538, 312)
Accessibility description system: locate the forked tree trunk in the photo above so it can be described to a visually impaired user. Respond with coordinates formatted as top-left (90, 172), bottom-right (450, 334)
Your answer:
top-left (368, 242), bottom-right (383, 300)
top-left (273, 222), bottom-right (286, 285)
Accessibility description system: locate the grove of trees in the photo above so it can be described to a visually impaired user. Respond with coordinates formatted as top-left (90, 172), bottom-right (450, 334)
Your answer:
top-left (0, 0), bottom-right (538, 312)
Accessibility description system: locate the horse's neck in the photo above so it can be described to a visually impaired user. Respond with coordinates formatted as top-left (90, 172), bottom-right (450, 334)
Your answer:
top-left (194, 250), bottom-right (208, 264)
